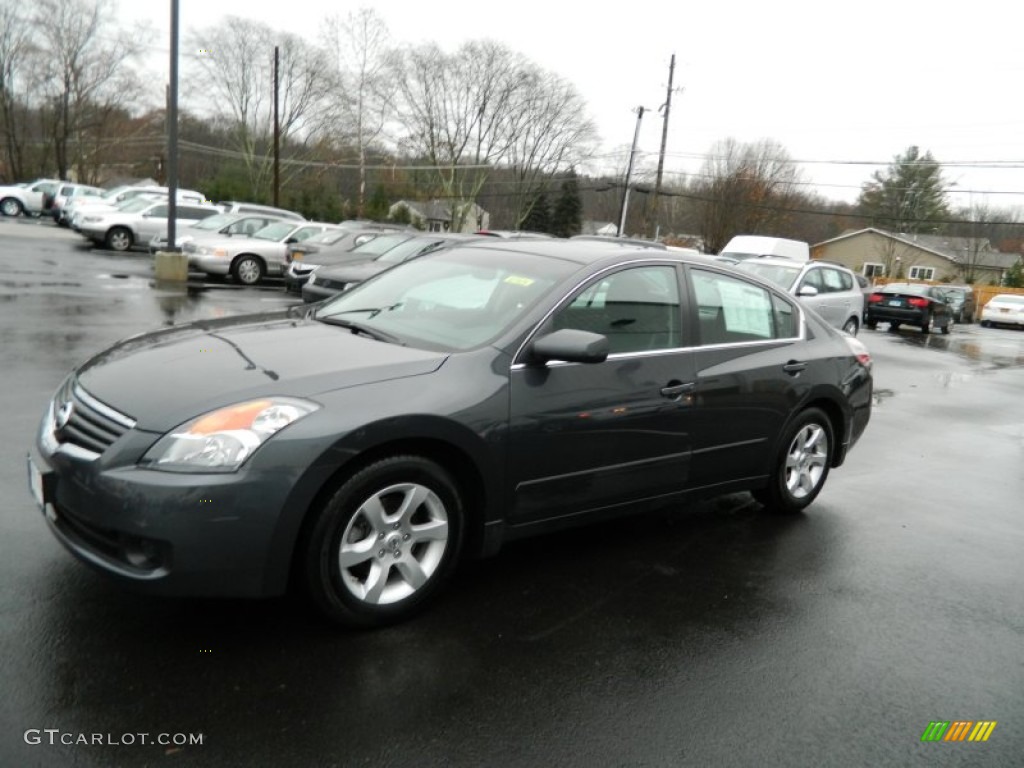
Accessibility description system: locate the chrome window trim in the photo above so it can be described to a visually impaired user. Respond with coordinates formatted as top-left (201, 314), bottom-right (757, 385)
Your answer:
top-left (510, 258), bottom-right (807, 368)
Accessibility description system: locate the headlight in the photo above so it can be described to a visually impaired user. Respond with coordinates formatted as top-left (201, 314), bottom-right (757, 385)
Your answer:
top-left (195, 245), bottom-right (227, 257)
top-left (141, 397), bottom-right (319, 472)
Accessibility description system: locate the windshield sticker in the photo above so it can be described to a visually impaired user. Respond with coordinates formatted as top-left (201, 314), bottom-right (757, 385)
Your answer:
top-left (504, 276), bottom-right (535, 287)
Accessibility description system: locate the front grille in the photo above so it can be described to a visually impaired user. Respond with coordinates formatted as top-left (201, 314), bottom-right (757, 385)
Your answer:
top-left (53, 378), bottom-right (136, 456)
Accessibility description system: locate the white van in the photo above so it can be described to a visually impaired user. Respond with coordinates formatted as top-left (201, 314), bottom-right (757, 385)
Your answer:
top-left (719, 235), bottom-right (809, 262)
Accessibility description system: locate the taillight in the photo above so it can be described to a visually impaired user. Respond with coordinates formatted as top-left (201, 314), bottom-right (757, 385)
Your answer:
top-left (843, 335), bottom-right (872, 369)
top-left (908, 297), bottom-right (929, 308)
top-left (868, 293), bottom-right (885, 303)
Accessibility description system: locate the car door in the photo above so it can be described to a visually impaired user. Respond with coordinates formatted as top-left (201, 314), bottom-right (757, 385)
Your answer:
top-left (136, 204), bottom-right (170, 240)
top-left (507, 264), bottom-right (697, 525)
top-left (685, 267), bottom-right (809, 491)
top-left (796, 266), bottom-right (841, 327)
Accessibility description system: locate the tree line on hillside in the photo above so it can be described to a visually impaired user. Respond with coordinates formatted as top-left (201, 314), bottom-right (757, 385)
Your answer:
top-left (1, 1), bottom-right (1021, 253)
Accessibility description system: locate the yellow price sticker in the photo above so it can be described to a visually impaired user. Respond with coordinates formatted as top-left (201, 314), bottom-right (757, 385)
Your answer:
top-left (504, 276), bottom-right (535, 287)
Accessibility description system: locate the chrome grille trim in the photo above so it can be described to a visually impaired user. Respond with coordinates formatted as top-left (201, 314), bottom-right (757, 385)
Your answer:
top-left (51, 378), bottom-right (136, 457)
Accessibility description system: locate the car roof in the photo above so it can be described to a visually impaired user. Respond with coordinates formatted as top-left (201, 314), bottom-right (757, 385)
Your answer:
top-left (441, 236), bottom-right (743, 270)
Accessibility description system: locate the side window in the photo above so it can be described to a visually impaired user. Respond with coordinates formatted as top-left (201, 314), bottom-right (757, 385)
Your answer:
top-left (799, 268), bottom-right (825, 292)
top-left (149, 205), bottom-right (169, 218)
top-left (178, 207), bottom-right (212, 220)
top-left (293, 227), bottom-right (321, 242)
top-left (772, 293), bottom-right (799, 338)
top-left (821, 268), bottom-right (846, 293)
top-left (692, 269), bottom-right (779, 344)
top-left (551, 266), bottom-right (681, 354)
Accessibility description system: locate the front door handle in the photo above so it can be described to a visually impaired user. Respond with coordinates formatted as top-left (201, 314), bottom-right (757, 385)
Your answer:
top-left (660, 381), bottom-right (695, 399)
top-left (783, 361), bottom-right (807, 375)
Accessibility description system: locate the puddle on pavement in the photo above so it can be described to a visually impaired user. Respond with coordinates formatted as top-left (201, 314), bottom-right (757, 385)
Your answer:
top-left (871, 388), bottom-right (895, 406)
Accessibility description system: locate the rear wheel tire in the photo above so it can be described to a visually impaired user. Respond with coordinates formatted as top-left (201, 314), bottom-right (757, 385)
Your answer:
top-left (842, 317), bottom-right (859, 335)
top-left (753, 407), bottom-right (833, 514)
top-left (0, 197), bottom-right (24, 217)
top-left (921, 314), bottom-right (933, 334)
top-left (865, 320), bottom-right (877, 330)
top-left (941, 317), bottom-right (953, 335)
top-left (232, 255), bottom-right (265, 285)
top-left (301, 455), bottom-right (465, 628)
top-left (889, 322), bottom-right (900, 331)
top-left (105, 227), bottom-right (134, 252)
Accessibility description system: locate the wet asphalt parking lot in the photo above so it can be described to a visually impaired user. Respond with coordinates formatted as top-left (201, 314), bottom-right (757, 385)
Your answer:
top-left (1, 218), bottom-right (1022, 767)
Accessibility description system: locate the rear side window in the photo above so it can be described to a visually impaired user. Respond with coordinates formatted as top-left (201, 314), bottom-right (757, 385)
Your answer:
top-left (692, 269), bottom-right (797, 344)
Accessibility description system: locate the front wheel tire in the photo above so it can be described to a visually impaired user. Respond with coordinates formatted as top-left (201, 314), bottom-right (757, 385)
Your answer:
top-left (105, 227), bottom-right (134, 251)
top-left (0, 197), bottom-right (24, 216)
top-left (753, 408), bottom-right (833, 514)
top-left (301, 455), bottom-right (465, 628)
top-left (232, 255), bottom-right (265, 285)
top-left (842, 317), bottom-right (859, 335)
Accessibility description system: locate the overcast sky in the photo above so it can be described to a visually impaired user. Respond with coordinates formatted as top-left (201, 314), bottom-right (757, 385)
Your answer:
top-left (123, 0), bottom-right (1024, 212)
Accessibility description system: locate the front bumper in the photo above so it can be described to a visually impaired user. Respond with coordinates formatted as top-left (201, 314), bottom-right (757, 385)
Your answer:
top-left (189, 253), bottom-right (232, 276)
top-left (28, 393), bottom-right (314, 598)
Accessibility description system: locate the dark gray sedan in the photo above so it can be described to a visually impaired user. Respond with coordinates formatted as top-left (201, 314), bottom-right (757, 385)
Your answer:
top-left (27, 240), bottom-right (873, 627)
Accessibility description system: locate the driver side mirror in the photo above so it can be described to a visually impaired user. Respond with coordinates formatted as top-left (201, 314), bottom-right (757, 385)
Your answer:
top-left (797, 285), bottom-right (819, 297)
top-left (530, 329), bottom-right (609, 365)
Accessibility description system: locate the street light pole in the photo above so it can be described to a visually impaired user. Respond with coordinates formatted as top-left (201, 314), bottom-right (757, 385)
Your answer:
top-left (618, 106), bottom-right (645, 238)
top-left (166, 0), bottom-right (179, 252)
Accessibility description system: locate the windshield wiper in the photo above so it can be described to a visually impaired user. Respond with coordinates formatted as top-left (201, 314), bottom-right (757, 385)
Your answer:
top-left (329, 303), bottom-right (404, 318)
top-left (316, 316), bottom-right (403, 344)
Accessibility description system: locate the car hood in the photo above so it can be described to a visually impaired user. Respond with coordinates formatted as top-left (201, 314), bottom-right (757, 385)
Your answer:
top-left (75, 311), bottom-right (448, 431)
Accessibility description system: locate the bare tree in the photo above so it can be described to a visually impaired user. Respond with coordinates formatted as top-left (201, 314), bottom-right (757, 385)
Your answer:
top-left (32, 0), bottom-right (145, 181)
top-left (693, 137), bottom-right (803, 253)
top-left (390, 41), bottom-right (597, 231)
top-left (189, 18), bottom-right (334, 199)
top-left (321, 8), bottom-right (394, 218)
top-left (0, 0), bottom-right (36, 180)
top-left (502, 70), bottom-right (596, 227)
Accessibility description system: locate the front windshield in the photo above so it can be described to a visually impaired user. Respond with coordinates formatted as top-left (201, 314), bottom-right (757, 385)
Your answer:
top-left (736, 261), bottom-right (800, 289)
top-left (253, 221), bottom-right (296, 241)
top-left (192, 213), bottom-right (238, 230)
top-left (314, 248), bottom-right (575, 351)
top-left (119, 197), bottom-right (157, 214)
top-left (376, 237), bottom-right (445, 265)
top-left (304, 230), bottom-right (351, 246)
top-left (349, 233), bottom-right (414, 257)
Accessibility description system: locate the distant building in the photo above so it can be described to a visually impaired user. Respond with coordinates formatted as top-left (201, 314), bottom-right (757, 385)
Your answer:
top-left (389, 199), bottom-right (489, 233)
top-left (812, 227), bottom-right (1021, 284)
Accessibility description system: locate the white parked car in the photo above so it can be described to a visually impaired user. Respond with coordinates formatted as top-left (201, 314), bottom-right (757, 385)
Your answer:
top-left (65, 185), bottom-right (206, 228)
top-left (48, 182), bottom-right (105, 224)
top-left (77, 198), bottom-right (221, 252)
top-left (0, 178), bottom-right (61, 217)
top-left (979, 294), bottom-right (1024, 329)
top-left (187, 220), bottom-right (341, 284)
top-left (736, 258), bottom-right (865, 335)
top-left (148, 212), bottom-right (292, 253)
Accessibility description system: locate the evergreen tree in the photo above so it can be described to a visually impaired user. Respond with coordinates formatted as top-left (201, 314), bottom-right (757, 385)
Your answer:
top-left (551, 170), bottom-right (583, 238)
top-left (363, 186), bottom-right (392, 221)
top-left (522, 192), bottom-right (551, 233)
top-left (857, 146), bottom-right (951, 234)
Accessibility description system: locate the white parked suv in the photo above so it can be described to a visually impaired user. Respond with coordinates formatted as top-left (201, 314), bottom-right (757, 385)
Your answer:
top-left (187, 220), bottom-right (341, 284)
top-left (0, 178), bottom-right (61, 217)
top-left (66, 185), bottom-right (206, 229)
top-left (77, 198), bottom-right (221, 251)
top-left (737, 258), bottom-right (866, 335)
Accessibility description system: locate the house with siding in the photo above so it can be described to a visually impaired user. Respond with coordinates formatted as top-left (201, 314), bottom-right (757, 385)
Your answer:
top-left (388, 199), bottom-right (489, 234)
top-left (811, 228), bottom-right (1021, 284)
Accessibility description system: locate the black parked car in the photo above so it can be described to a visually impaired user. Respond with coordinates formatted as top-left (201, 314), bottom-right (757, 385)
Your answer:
top-left (301, 233), bottom-right (483, 303)
top-left (864, 283), bottom-right (954, 334)
top-left (28, 240), bottom-right (873, 627)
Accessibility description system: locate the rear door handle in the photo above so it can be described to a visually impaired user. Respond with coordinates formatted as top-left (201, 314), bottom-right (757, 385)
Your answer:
top-left (783, 361), bottom-right (807, 375)
top-left (660, 382), bottom-right (695, 399)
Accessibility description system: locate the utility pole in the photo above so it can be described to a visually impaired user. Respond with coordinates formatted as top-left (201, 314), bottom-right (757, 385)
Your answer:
top-left (166, 0), bottom-right (179, 252)
top-left (618, 106), bottom-right (645, 238)
top-left (650, 54), bottom-right (679, 240)
top-left (273, 45), bottom-right (280, 207)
